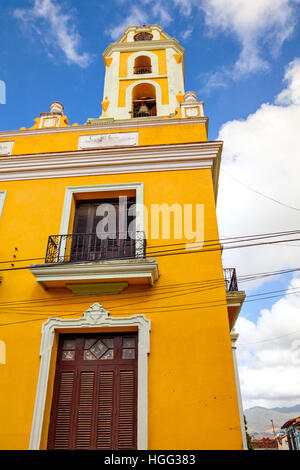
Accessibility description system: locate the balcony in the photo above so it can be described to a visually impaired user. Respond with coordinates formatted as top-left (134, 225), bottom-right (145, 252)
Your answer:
top-left (134, 65), bottom-right (152, 74)
top-left (45, 232), bottom-right (146, 263)
top-left (223, 268), bottom-right (238, 292)
top-left (30, 232), bottom-right (159, 293)
top-left (224, 268), bottom-right (246, 330)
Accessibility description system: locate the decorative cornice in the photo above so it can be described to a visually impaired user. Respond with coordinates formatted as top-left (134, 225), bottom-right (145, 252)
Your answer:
top-left (0, 141), bottom-right (223, 199)
top-left (230, 331), bottom-right (239, 347)
top-left (103, 38), bottom-right (184, 58)
top-left (119, 75), bottom-right (168, 81)
top-left (0, 117), bottom-right (208, 139)
top-left (226, 291), bottom-right (246, 306)
top-left (30, 258), bottom-right (160, 287)
top-left (227, 291), bottom-right (246, 330)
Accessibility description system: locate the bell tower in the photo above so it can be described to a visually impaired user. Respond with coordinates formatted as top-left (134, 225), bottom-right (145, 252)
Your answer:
top-left (100, 25), bottom-right (187, 121)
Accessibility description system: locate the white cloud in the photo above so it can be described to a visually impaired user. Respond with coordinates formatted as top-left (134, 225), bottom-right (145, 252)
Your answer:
top-left (217, 58), bottom-right (300, 287)
top-left (106, 7), bottom-right (148, 41)
top-left (106, 1), bottom-right (173, 40)
top-left (181, 28), bottom-right (193, 41)
top-left (236, 277), bottom-right (300, 408)
top-left (152, 3), bottom-right (173, 26)
top-left (107, 0), bottom-right (300, 83)
top-left (199, 0), bottom-right (300, 81)
top-left (217, 59), bottom-right (300, 409)
top-left (14, 0), bottom-right (93, 68)
top-left (276, 58), bottom-right (300, 105)
top-left (173, 0), bottom-right (193, 17)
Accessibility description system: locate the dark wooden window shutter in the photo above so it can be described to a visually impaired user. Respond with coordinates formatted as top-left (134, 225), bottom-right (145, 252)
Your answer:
top-left (70, 198), bottom-right (136, 262)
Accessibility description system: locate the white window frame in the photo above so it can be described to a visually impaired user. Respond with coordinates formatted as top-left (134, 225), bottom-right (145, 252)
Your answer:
top-left (29, 303), bottom-right (151, 450)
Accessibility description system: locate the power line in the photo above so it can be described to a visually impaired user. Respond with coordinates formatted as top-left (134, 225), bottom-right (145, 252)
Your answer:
top-left (0, 265), bottom-right (297, 311)
top-left (1, 285), bottom-right (300, 325)
top-left (1, 229), bottom-right (300, 267)
top-left (2, 235), bottom-right (300, 273)
top-left (0, 266), bottom-right (299, 311)
top-left (222, 168), bottom-right (300, 212)
top-left (238, 329), bottom-right (300, 346)
top-left (0, 283), bottom-right (224, 315)
top-left (146, 238), bottom-right (300, 257)
top-left (0, 279), bottom-right (226, 309)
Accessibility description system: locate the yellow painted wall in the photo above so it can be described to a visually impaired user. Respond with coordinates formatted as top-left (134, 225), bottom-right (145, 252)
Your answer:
top-left (0, 164), bottom-right (243, 450)
top-left (0, 122), bottom-right (207, 156)
top-left (119, 49), bottom-right (167, 78)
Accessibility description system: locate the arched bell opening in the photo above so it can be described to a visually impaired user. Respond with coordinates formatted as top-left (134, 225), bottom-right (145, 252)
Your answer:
top-left (133, 56), bottom-right (152, 74)
top-left (132, 83), bottom-right (157, 118)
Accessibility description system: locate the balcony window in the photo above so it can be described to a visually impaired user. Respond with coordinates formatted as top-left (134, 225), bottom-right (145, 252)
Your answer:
top-left (30, 183), bottom-right (159, 290)
top-left (46, 197), bottom-right (146, 263)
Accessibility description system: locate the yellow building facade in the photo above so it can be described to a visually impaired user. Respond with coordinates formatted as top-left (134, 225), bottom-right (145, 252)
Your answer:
top-left (0, 25), bottom-right (246, 450)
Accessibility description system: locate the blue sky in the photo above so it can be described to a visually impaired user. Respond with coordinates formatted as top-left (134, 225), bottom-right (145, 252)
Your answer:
top-left (0, 0), bottom-right (298, 136)
top-left (1, 0), bottom-right (300, 410)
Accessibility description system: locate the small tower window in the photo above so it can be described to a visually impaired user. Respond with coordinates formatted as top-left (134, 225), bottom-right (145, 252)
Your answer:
top-left (132, 83), bottom-right (157, 118)
top-left (134, 56), bottom-right (152, 75)
top-left (134, 32), bottom-right (153, 41)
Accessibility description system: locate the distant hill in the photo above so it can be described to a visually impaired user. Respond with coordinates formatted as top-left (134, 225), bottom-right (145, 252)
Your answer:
top-left (244, 404), bottom-right (300, 438)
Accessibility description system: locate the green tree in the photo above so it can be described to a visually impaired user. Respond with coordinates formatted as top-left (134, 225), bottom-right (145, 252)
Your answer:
top-left (244, 415), bottom-right (253, 450)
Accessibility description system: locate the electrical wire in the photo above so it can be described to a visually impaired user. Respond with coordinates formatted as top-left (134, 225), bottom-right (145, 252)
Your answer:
top-left (1, 286), bottom-right (300, 326)
top-left (2, 229), bottom-right (300, 267)
top-left (238, 329), bottom-right (300, 346)
top-left (0, 266), bottom-right (298, 312)
top-left (222, 168), bottom-right (300, 212)
top-left (0, 278), bottom-right (226, 309)
top-left (1, 235), bottom-right (300, 273)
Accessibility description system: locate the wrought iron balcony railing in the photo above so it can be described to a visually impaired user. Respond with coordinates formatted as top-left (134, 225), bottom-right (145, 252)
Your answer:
top-left (223, 268), bottom-right (238, 292)
top-left (45, 232), bottom-right (146, 264)
top-left (134, 65), bottom-right (152, 74)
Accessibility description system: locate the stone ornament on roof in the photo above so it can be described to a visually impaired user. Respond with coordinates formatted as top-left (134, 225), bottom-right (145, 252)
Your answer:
top-left (50, 101), bottom-right (64, 115)
top-left (22, 101), bottom-right (69, 130)
top-left (184, 91), bottom-right (197, 103)
top-left (178, 91), bottom-right (205, 119)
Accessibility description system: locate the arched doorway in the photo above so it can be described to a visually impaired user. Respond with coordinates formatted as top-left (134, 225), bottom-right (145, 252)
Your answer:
top-left (132, 83), bottom-right (157, 118)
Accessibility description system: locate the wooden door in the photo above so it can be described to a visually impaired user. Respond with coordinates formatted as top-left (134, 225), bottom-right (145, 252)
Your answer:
top-left (47, 333), bottom-right (138, 450)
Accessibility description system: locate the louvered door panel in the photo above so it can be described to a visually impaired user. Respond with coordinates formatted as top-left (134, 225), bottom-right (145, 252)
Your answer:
top-left (117, 370), bottom-right (136, 449)
top-left (96, 370), bottom-right (115, 449)
top-left (75, 371), bottom-right (95, 449)
top-left (52, 371), bottom-right (75, 449)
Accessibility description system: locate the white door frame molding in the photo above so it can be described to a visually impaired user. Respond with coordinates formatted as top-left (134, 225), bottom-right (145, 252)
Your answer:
top-left (29, 303), bottom-right (151, 450)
